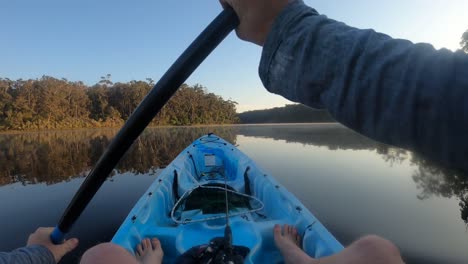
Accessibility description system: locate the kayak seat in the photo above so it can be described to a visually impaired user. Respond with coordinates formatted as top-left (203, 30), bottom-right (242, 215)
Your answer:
top-left (175, 217), bottom-right (260, 257)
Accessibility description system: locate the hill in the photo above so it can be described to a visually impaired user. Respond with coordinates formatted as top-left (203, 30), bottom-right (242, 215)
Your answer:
top-left (238, 104), bottom-right (335, 124)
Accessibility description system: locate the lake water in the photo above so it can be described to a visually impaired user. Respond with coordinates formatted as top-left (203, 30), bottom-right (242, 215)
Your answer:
top-left (0, 124), bottom-right (467, 263)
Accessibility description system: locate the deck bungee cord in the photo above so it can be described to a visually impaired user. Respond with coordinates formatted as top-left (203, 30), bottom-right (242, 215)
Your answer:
top-left (170, 185), bottom-right (265, 224)
top-left (222, 159), bottom-right (234, 261)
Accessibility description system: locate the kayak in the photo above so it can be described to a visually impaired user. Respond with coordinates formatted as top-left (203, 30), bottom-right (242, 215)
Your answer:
top-left (112, 134), bottom-right (343, 263)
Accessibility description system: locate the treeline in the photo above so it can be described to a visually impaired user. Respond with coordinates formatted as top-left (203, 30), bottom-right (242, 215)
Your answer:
top-left (461, 30), bottom-right (468, 52)
top-left (239, 104), bottom-right (335, 124)
top-left (0, 76), bottom-right (239, 130)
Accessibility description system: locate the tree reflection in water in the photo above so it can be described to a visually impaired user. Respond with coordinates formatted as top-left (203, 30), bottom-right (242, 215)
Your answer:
top-left (375, 143), bottom-right (467, 224)
top-left (1, 124), bottom-right (467, 224)
top-left (411, 154), bottom-right (468, 224)
top-left (236, 124), bottom-right (468, 225)
top-left (0, 127), bottom-right (237, 186)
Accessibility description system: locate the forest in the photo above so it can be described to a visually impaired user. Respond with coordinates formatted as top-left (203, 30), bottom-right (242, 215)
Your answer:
top-left (0, 76), bottom-right (239, 131)
top-left (461, 30), bottom-right (468, 52)
top-left (239, 104), bottom-right (335, 124)
top-left (1, 30), bottom-right (466, 131)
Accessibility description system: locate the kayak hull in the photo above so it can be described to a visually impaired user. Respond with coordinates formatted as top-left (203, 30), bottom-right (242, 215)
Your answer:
top-left (112, 134), bottom-right (343, 263)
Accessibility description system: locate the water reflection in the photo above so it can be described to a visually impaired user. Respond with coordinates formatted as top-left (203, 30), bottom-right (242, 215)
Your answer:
top-left (236, 124), bottom-right (382, 150)
top-left (0, 124), bottom-right (467, 263)
top-left (0, 127), bottom-right (237, 186)
top-left (236, 124), bottom-right (468, 224)
top-left (0, 124), bottom-right (466, 223)
top-left (411, 154), bottom-right (468, 224)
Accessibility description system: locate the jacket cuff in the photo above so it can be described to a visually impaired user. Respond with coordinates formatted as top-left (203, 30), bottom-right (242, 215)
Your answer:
top-left (26, 245), bottom-right (56, 264)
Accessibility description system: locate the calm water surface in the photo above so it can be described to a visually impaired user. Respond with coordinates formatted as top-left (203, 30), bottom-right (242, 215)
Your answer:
top-left (0, 124), bottom-right (467, 263)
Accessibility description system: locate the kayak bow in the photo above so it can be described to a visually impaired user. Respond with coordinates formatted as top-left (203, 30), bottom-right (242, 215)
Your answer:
top-left (112, 134), bottom-right (343, 263)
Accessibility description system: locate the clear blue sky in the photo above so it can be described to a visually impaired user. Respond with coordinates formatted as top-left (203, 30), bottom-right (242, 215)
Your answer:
top-left (2, 0), bottom-right (467, 112)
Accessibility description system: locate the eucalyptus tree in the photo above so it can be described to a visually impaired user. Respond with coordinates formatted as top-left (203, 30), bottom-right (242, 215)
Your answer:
top-left (461, 30), bottom-right (468, 52)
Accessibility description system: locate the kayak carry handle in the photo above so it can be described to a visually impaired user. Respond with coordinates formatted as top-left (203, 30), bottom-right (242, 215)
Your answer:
top-left (51, 7), bottom-right (239, 244)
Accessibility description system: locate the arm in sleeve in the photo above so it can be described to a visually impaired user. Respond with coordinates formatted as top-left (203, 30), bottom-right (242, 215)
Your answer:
top-left (259, 1), bottom-right (468, 171)
top-left (0, 246), bottom-right (55, 264)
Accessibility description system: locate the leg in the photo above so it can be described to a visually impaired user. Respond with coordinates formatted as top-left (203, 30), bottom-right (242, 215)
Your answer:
top-left (319, 235), bottom-right (405, 264)
top-left (80, 242), bottom-right (138, 264)
top-left (80, 238), bottom-right (163, 264)
top-left (274, 224), bottom-right (405, 264)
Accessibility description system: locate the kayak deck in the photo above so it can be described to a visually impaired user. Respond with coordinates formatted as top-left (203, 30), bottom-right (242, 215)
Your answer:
top-left (112, 134), bottom-right (343, 263)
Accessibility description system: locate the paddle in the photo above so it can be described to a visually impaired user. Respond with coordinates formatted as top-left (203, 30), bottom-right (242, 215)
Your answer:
top-left (51, 7), bottom-right (239, 244)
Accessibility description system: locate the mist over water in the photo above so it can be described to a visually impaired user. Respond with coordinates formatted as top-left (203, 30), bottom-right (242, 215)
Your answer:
top-left (0, 124), bottom-right (466, 263)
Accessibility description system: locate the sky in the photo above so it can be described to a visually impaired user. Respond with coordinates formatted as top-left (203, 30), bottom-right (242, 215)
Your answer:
top-left (1, 0), bottom-right (467, 112)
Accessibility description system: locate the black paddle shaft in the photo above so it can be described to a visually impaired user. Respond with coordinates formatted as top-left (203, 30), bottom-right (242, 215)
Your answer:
top-left (51, 8), bottom-right (239, 243)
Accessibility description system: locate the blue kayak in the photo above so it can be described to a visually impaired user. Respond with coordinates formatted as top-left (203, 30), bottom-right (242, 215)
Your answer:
top-left (112, 134), bottom-right (343, 263)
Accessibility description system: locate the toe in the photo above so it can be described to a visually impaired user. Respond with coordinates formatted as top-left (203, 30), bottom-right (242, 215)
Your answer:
top-left (142, 239), bottom-right (147, 251)
top-left (291, 227), bottom-right (298, 241)
top-left (137, 243), bottom-right (143, 256)
top-left (145, 238), bottom-right (151, 250)
top-left (285, 224), bottom-right (291, 235)
top-left (274, 224), bottom-right (282, 238)
top-left (151, 238), bottom-right (161, 250)
top-left (296, 234), bottom-right (301, 246)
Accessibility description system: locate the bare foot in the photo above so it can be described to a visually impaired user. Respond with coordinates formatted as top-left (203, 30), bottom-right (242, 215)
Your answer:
top-left (274, 224), bottom-right (317, 264)
top-left (135, 238), bottom-right (164, 264)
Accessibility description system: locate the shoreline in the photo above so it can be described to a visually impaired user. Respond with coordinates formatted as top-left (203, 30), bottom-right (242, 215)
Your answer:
top-left (0, 122), bottom-right (339, 135)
